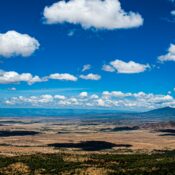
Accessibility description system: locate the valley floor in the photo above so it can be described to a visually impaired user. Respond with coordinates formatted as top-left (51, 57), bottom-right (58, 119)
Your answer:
top-left (0, 117), bottom-right (175, 174)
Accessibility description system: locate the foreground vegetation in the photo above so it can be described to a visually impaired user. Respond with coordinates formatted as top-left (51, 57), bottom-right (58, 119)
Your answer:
top-left (0, 150), bottom-right (175, 175)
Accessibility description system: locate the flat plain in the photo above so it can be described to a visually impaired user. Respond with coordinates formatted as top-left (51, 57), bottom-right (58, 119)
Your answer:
top-left (0, 116), bottom-right (175, 174)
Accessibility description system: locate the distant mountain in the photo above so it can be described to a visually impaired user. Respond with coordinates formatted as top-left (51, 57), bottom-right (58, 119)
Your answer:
top-left (143, 107), bottom-right (175, 116)
top-left (0, 108), bottom-right (125, 117)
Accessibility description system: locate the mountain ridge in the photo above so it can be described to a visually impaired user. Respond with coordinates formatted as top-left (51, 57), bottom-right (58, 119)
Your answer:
top-left (143, 106), bottom-right (175, 116)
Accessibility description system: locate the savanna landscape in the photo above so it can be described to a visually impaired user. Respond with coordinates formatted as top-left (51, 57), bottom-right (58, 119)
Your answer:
top-left (0, 107), bottom-right (175, 174)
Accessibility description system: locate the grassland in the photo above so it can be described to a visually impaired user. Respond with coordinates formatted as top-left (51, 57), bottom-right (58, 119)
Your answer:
top-left (0, 117), bottom-right (175, 174)
top-left (0, 150), bottom-right (175, 175)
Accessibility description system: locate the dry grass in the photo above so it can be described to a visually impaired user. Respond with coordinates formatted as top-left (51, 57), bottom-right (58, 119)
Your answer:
top-left (0, 163), bottom-right (30, 175)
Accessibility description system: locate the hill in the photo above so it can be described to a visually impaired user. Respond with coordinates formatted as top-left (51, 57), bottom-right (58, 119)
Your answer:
top-left (143, 107), bottom-right (175, 116)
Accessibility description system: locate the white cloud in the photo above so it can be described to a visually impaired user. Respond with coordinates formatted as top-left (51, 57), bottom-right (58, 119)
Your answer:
top-left (8, 87), bottom-right (16, 91)
top-left (102, 64), bottom-right (115, 72)
top-left (5, 91), bottom-right (175, 110)
top-left (79, 92), bottom-right (88, 98)
top-left (158, 44), bottom-right (175, 62)
top-left (5, 94), bottom-right (54, 105)
top-left (67, 30), bottom-right (75, 36)
top-left (0, 71), bottom-right (78, 84)
top-left (90, 94), bottom-right (99, 99)
top-left (168, 91), bottom-right (172, 95)
top-left (103, 59), bottom-right (150, 74)
top-left (0, 31), bottom-right (39, 58)
top-left (54, 95), bottom-right (66, 100)
top-left (82, 64), bottom-right (91, 72)
top-left (43, 0), bottom-right (143, 30)
top-left (102, 91), bottom-right (132, 98)
top-left (48, 73), bottom-right (78, 81)
top-left (96, 99), bottom-right (106, 107)
top-left (39, 94), bottom-right (54, 103)
top-left (171, 10), bottom-right (175, 15)
top-left (80, 73), bottom-right (101, 80)
top-left (0, 71), bottom-right (45, 85)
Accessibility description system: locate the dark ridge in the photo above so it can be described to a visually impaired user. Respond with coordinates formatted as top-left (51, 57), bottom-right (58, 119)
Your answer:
top-left (0, 130), bottom-right (40, 137)
top-left (48, 141), bottom-right (132, 151)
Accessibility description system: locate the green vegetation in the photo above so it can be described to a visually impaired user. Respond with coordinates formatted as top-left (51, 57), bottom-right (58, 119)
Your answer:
top-left (0, 150), bottom-right (175, 175)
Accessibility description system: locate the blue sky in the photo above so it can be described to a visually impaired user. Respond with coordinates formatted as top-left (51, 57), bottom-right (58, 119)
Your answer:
top-left (0, 0), bottom-right (175, 111)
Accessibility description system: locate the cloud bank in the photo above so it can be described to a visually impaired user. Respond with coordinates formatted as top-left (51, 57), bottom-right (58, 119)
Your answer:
top-left (4, 91), bottom-right (175, 111)
top-left (0, 71), bottom-right (78, 85)
top-left (0, 71), bottom-right (45, 85)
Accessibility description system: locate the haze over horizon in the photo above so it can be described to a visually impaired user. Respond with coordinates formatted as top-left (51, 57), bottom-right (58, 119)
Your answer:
top-left (0, 0), bottom-right (175, 111)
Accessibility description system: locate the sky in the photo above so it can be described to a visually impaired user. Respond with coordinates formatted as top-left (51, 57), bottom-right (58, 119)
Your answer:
top-left (0, 0), bottom-right (175, 111)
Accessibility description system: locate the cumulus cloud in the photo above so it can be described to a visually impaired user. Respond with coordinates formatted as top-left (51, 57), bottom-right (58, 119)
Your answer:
top-left (158, 44), bottom-right (175, 62)
top-left (5, 95), bottom-right (54, 106)
top-left (0, 71), bottom-right (79, 84)
top-left (0, 70), bottom-right (104, 85)
top-left (48, 73), bottom-right (78, 81)
top-left (43, 0), bottom-right (143, 30)
top-left (0, 71), bottom-right (45, 85)
top-left (80, 73), bottom-right (101, 80)
top-left (102, 91), bottom-right (131, 98)
top-left (103, 59), bottom-right (150, 74)
top-left (90, 94), bottom-right (99, 99)
top-left (0, 31), bottom-right (40, 58)
top-left (4, 91), bottom-right (175, 110)
top-left (102, 64), bottom-right (115, 72)
top-left (54, 95), bottom-right (66, 100)
top-left (79, 92), bottom-right (88, 98)
top-left (82, 64), bottom-right (91, 72)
